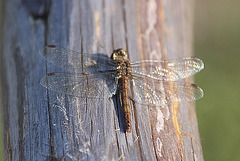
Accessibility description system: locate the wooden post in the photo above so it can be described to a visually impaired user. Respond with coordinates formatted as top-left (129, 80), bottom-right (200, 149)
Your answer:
top-left (1, 0), bottom-right (203, 160)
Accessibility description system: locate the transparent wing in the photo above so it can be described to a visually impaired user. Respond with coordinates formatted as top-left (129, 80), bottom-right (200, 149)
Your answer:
top-left (131, 76), bottom-right (204, 106)
top-left (40, 72), bottom-right (118, 98)
top-left (130, 57), bottom-right (204, 81)
top-left (40, 45), bottom-right (118, 72)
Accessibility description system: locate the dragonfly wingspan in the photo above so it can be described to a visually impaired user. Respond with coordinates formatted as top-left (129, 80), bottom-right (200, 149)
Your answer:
top-left (130, 57), bottom-right (204, 81)
top-left (40, 46), bottom-right (204, 105)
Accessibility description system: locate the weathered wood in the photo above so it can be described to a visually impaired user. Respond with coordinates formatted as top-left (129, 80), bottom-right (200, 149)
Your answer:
top-left (1, 0), bottom-right (203, 160)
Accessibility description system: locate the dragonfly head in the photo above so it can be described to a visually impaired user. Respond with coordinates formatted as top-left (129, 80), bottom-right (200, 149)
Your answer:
top-left (111, 48), bottom-right (129, 62)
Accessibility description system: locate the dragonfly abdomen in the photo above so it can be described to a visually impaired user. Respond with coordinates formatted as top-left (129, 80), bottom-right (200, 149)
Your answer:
top-left (121, 76), bottom-right (131, 133)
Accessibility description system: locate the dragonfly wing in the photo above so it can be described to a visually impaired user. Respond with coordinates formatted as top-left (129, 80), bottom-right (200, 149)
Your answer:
top-left (40, 72), bottom-right (117, 98)
top-left (40, 45), bottom-right (118, 72)
top-left (130, 57), bottom-right (204, 81)
top-left (131, 77), bottom-right (167, 106)
top-left (131, 76), bottom-right (204, 106)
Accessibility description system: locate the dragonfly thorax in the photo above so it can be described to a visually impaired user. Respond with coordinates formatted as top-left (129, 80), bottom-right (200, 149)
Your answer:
top-left (111, 49), bottom-right (131, 78)
top-left (115, 61), bottom-right (131, 78)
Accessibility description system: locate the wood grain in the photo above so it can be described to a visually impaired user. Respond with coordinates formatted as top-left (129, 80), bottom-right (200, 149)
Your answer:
top-left (1, 0), bottom-right (203, 160)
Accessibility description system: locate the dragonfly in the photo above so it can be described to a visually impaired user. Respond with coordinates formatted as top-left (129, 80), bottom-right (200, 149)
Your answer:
top-left (40, 45), bottom-right (204, 133)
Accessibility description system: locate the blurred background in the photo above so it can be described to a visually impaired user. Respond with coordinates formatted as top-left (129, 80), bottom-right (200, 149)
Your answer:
top-left (0, 0), bottom-right (239, 161)
top-left (194, 0), bottom-right (240, 160)
top-left (0, 0), bottom-right (2, 160)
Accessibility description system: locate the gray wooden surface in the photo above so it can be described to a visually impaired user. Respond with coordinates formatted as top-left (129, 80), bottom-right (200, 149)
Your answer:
top-left (1, 0), bottom-right (203, 160)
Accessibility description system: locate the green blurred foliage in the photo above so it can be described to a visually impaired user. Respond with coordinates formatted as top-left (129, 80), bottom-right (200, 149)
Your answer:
top-left (0, 0), bottom-right (3, 160)
top-left (194, 0), bottom-right (240, 161)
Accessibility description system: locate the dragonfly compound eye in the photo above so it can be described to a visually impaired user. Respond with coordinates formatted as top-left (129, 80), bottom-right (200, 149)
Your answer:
top-left (111, 48), bottom-right (128, 61)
